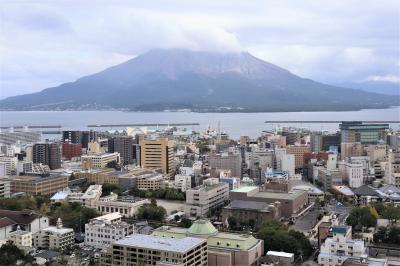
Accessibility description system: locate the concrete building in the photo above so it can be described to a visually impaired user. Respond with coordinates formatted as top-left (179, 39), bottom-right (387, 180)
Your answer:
top-left (66, 184), bottom-right (103, 208)
top-left (286, 145), bottom-right (310, 169)
top-left (0, 179), bottom-right (11, 198)
top-left (265, 251), bottom-right (295, 266)
top-left (340, 122), bottom-right (389, 145)
top-left (10, 175), bottom-right (68, 196)
top-left (95, 194), bottom-right (149, 217)
top-left (108, 136), bottom-right (134, 165)
top-left (318, 226), bottom-right (367, 266)
top-left (85, 213), bottom-right (134, 248)
top-left (0, 129), bottom-right (41, 146)
top-left (339, 162), bottom-right (364, 188)
top-left (33, 143), bottom-right (61, 170)
top-left (33, 218), bottom-right (74, 251)
top-left (136, 174), bottom-right (166, 190)
top-left (139, 138), bottom-right (175, 178)
top-left (174, 174), bottom-right (192, 192)
top-left (209, 152), bottom-right (242, 178)
top-left (62, 130), bottom-right (97, 149)
top-left (221, 200), bottom-right (280, 230)
top-left (0, 156), bottom-right (18, 175)
top-left (384, 150), bottom-right (400, 187)
top-left (229, 186), bottom-right (309, 218)
top-left (62, 142), bottom-right (82, 160)
top-left (9, 226), bottom-right (33, 249)
top-left (367, 144), bottom-right (387, 162)
top-left (185, 181), bottom-right (229, 218)
top-left (100, 234), bottom-right (208, 266)
top-left (87, 141), bottom-right (102, 155)
top-left (81, 152), bottom-right (120, 169)
top-left (318, 168), bottom-right (343, 191)
top-left (152, 219), bottom-right (263, 266)
top-left (311, 132), bottom-right (323, 153)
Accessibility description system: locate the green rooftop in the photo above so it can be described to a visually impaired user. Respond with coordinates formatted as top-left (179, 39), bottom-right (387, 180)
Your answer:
top-left (330, 226), bottom-right (349, 234)
top-left (187, 220), bottom-right (218, 236)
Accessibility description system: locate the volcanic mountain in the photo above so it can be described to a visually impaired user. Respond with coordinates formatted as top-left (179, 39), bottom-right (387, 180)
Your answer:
top-left (1, 48), bottom-right (397, 112)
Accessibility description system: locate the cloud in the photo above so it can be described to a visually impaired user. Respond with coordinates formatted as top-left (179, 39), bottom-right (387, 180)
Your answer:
top-left (0, 0), bottom-right (399, 98)
top-left (366, 75), bottom-right (400, 83)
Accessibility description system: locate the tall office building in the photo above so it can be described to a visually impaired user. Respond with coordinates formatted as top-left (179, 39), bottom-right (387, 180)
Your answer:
top-left (339, 122), bottom-right (389, 145)
top-left (310, 132), bottom-right (323, 152)
top-left (140, 138), bottom-right (174, 178)
top-left (321, 132), bottom-right (341, 152)
top-left (33, 143), bottom-right (61, 170)
top-left (108, 136), bottom-right (134, 165)
top-left (62, 130), bottom-right (97, 149)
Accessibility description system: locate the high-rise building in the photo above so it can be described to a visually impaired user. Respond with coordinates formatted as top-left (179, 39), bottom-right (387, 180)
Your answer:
top-left (310, 132), bottom-right (323, 152)
top-left (339, 122), bottom-right (389, 145)
top-left (108, 136), bottom-right (134, 165)
top-left (62, 142), bottom-right (82, 160)
top-left (140, 138), bottom-right (174, 178)
top-left (321, 132), bottom-right (341, 152)
top-left (33, 143), bottom-right (61, 170)
top-left (209, 152), bottom-right (242, 178)
top-left (62, 130), bottom-right (97, 149)
top-left (0, 156), bottom-right (18, 175)
top-left (286, 145), bottom-right (310, 169)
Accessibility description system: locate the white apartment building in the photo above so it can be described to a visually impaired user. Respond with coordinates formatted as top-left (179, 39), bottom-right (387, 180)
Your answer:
top-left (385, 150), bottom-right (400, 188)
top-left (81, 152), bottom-right (120, 168)
top-left (0, 179), bottom-right (10, 198)
top-left (85, 212), bottom-right (134, 248)
top-left (185, 181), bottom-right (229, 218)
top-left (318, 226), bottom-right (367, 266)
top-left (95, 194), bottom-right (149, 217)
top-left (339, 162), bottom-right (364, 188)
top-left (175, 174), bottom-right (192, 192)
top-left (0, 156), bottom-right (18, 175)
top-left (33, 218), bottom-right (74, 250)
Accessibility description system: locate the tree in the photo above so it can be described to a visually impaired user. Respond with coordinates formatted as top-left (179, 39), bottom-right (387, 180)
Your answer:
top-left (54, 257), bottom-right (69, 266)
top-left (102, 183), bottom-right (123, 196)
top-left (382, 205), bottom-right (400, 223)
top-left (346, 207), bottom-right (377, 230)
top-left (136, 204), bottom-right (166, 221)
top-left (39, 203), bottom-right (51, 215)
top-left (178, 218), bottom-right (193, 228)
top-left (373, 227), bottom-right (387, 243)
top-left (227, 216), bottom-right (237, 229)
top-left (0, 242), bottom-right (37, 266)
top-left (387, 226), bottom-right (400, 245)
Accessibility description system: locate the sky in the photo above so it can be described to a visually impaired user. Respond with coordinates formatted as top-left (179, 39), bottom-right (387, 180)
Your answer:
top-left (0, 0), bottom-right (399, 99)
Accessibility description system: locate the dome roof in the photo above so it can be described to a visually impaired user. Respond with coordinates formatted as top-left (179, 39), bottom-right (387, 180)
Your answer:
top-left (187, 219), bottom-right (218, 236)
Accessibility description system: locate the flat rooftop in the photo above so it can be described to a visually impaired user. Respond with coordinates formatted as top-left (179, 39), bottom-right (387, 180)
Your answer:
top-left (254, 190), bottom-right (305, 200)
top-left (231, 186), bottom-right (258, 193)
top-left (114, 234), bottom-right (205, 253)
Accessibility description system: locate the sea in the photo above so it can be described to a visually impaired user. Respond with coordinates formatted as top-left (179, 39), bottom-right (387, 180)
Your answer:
top-left (0, 107), bottom-right (399, 139)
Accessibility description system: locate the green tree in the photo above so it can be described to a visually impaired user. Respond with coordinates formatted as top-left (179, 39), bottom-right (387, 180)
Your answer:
top-left (178, 218), bottom-right (193, 228)
top-left (101, 183), bottom-right (123, 196)
top-left (0, 242), bottom-right (37, 266)
top-left (227, 216), bottom-right (237, 229)
top-left (373, 227), bottom-right (387, 243)
top-left (54, 257), bottom-right (69, 266)
top-left (136, 204), bottom-right (166, 221)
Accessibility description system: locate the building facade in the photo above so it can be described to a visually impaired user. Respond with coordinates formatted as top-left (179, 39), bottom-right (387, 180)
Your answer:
top-left (33, 143), bottom-right (61, 170)
top-left (140, 138), bottom-right (175, 178)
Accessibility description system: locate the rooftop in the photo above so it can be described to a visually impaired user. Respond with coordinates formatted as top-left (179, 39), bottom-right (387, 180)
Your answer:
top-left (114, 234), bottom-right (205, 253)
top-left (267, 251), bottom-right (294, 258)
top-left (43, 226), bottom-right (74, 234)
top-left (254, 189), bottom-right (305, 200)
top-left (231, 186), bottom-right (258, 193)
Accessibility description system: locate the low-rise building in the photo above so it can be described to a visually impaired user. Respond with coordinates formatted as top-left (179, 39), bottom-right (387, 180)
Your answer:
top-left (152, 219), bottom-right (264, 266)
top-left (9, 226), bottom-right (33, 248)
top-left (185, 181), bottom-right (229, 218)
top-left (318, 226), bottom-right (367, 266)
top-left (100, 234), bottom-right (208, 266)
top-left (221, 200), bottom-right (280, 230)
top-left (10, 175), bottom-right (68, 196)
top-left (81, 152), bottom-right (120, 169)
top-left (95, 194), bottom-right (149, 217)
top-left (229, 186), bottom-right (309, 218)
top-left (68, 184), bottom-right (102, 208)
top-left (33, 218), bottom-right (74, 251)
top-left (0, 209), bottom-right (49, 236)
top-left (85, 212), bottom-right (134, 248)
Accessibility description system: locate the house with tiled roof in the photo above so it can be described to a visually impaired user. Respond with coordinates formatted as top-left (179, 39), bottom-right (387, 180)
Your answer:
top-left (0, 209), bottom-right (49, 240)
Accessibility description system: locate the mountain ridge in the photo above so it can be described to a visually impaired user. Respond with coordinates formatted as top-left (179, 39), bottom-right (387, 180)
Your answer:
top-left (1, 48), bottom-right (398, 112)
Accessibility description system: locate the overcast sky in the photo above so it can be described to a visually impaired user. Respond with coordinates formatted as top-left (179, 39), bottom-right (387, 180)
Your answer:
top-left (1, 0), bottom-right (399, 99)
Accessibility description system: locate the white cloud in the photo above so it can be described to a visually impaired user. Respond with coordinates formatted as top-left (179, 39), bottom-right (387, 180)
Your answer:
top-left (366, 75), bottom-right (400, 83)
top-left (0, 0), bottom-right (399, 98)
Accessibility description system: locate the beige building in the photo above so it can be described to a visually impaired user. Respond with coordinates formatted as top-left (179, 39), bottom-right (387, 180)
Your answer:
top-left (136, 174), bottom-right (166, 190)
top-left (9, 227), bottom-right (33, 248)
top-left (140, 138), bottom-right (175, 178)
top-left (81, 152), bottom-right (120, 169)
top-left (75, 169), bottom-right (119, 185)
top-left (33, 218), bottom-right (74, 250)
top-left (286, 145), bottom-right (311, 168)
top-left (100, 234), bottom-right (208, 266)
top-left (95, 193), bottom-right (149, 217)
top-left (10, 175), bottom-right (68, 196)
top-left (87, 141), bottom-right (102, 155)
top-left (185, 181), bottom-right (229, 218)
top-left (153, 219), bottom-right (264, 266)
